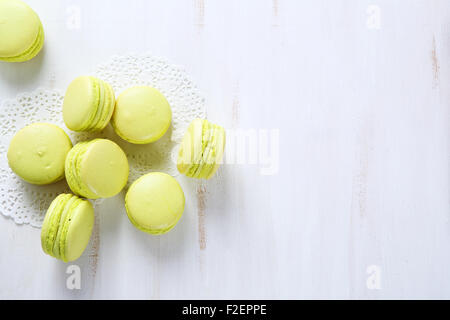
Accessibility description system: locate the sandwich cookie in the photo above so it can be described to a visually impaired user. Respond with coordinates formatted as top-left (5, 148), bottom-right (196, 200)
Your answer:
top-left (63, 76), bottom-right (116, 132)
top-left (112, 86), bottom-right (172, 144)
top-left (0, 0), bottom-right (45, 62)
top-left (41, 194), bottom-right (94, 262)
top-left (65, 139), bottom-right (129, 199)
top-left (177, 119), bottom-right (226, 179)
top-left (7, 123), bottom-right (72, 185)
top-left (125, 172), bottom-right (185, 235)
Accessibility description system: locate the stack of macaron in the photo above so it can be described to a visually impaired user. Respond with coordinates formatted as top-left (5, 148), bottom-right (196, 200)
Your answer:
top-left (0, 0), bottom-right (44, 62)
top-left (5, 0), bottom-right (226, 263)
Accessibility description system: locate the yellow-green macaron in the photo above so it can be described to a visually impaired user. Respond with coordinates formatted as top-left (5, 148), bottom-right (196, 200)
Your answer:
top-left (112, 86), bottom-right (172, 144)
top-left (7, 123), bottom-right (72, 185)
top-left (65, 139), bottom-right (129, 199)
top-left (0, 0), bottom-right (44, 62)
top-left (125, 172), bottom-right (185, 235)
top-left (63, 76), bottom-right (116, 132)
top-left (41, 194), bottom-right (94, 262)
top-left (177, 119), bottom-right (226, 179)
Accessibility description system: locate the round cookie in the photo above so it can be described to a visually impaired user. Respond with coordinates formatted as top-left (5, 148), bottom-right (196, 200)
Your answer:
top-left (41, 194), bottom-right (95, 262)
top-left (63, 76), bottom-right (115, 132)
top-left (0, 0), bottom-right (44, 62)
top-left (7, 123), bottom-right (72, 185)
top-left (125, 172), bottom-right (185, 235)
top-left (177, 119), bottom-right (226, 179)
top-left (112, 86), bottom-right (172, 144)
top-left (65, 139), bottom-right (129, 199)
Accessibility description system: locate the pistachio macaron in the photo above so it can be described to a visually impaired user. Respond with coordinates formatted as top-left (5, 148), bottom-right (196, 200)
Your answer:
top-left (112, 86), bottom-right (172, 144)
top-left (7, 123), bottom-right (72, 185)
top-left (125, 172), bottom-right (185, 235)
top-left (41, 194), bottom-right (94, 262)
top-left (63, 76), bottom-right (116, 132)
top-left (177, 119), bottom-right (226, 179)
top-left (0, 0), bottom-right (44, 62)
top-left (65, 139), bottom-right (129, 199)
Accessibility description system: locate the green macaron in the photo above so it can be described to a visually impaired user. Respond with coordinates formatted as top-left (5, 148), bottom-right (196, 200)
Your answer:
top-left (111, 86), bottom-right (172, 144)
top-left (63, 76), bottom-right (116, 132)
top-left (65, 139), bottom-right (129, 199)
top-left (125, 172), bottom-right (185, 235)
top-left (177, 119), bottom-right (226, 179)
top-left (7, 123), bottom-right (73, 185)
top-left (41, 194), bottom-right (95, 262)
top-left (0, 0), bottom-right (45, 62)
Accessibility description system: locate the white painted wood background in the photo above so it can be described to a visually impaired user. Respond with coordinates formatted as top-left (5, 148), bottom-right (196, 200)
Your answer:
top-left (0, 0), bottom-right (449, 299)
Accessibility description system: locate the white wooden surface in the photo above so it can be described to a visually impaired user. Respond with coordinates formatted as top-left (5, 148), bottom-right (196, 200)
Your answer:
top-left (1, 0), bottom-right (449, 299)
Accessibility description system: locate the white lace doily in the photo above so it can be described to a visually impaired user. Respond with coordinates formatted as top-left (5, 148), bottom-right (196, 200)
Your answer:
top-left (0, 53), bottom-right (205, 227)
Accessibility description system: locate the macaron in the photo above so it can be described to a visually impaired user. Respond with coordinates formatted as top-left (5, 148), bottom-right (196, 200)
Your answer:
top-left (41, 194), bottom-right (94, 262)
top-left (7, 123), bottom-right (72, 185)
top-left (65, 139), bottom-right (129, 199)
top-left (111, 86), bottom-right (172, 144)
top-left (177, 119), bottom-right (226, 179)
top-left (0, 0), bottom-right (44, 62)
top-left (63, 76), bottom-right (116, 132)
top-left (125, 172), bottom-right (185, 235)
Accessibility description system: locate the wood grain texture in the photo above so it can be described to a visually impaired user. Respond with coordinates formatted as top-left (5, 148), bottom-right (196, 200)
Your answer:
top-left (0, 0), bottom-right (449, 299)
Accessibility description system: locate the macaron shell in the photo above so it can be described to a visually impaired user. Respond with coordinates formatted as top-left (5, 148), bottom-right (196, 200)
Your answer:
top-left (62, 200), bottom-right (94, 262)
top-left (79, 139), bottom-right (129, 198)
top-left (0, 0), bottom-right (42, 59)
top-left (7, 123), bottom-right (73, 185)
top-left (125, 172), bottom-right (185, 235)
top-left (112, 86), bottom-right (172, 144)
top-left (63, 76), bottom-right (100, 131)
